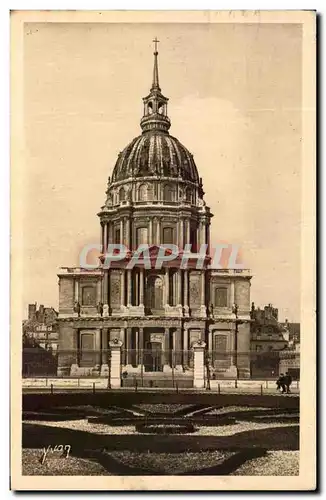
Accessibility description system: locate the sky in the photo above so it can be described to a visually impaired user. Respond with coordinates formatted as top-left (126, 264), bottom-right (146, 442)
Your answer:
top-left (22, 21), bottom-right (302, 321)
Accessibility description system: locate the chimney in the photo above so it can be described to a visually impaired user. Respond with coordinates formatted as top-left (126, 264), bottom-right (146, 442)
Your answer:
top-left (28, 303), bottom-right (37, 321)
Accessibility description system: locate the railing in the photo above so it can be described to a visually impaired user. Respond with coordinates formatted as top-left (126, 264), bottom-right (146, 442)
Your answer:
top-left (22, 347), bottom-right (300, 380)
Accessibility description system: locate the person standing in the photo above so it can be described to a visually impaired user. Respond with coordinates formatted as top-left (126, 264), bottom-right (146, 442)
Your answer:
top-left (284, 372), bottom-right (293, 393)
top-left (276, 373), bottom-right (286, 393)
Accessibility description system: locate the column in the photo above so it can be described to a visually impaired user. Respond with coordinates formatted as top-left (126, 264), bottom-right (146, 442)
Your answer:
top-left (201, 272), bottom-right (206, 306)
top-left (171, 329), bottom-right (175, 367)
top-left (183, 328), bottom-right (189, 367)
top-left (120, 219), bottom-right (124, 245)
top-left (164, 327), bottom-right (170, 366)
top-left (230, 280), bottom-right (235, 308)
top-left (135, 329), bottom-right (139, 366)
top-left (125, 217), bottom-right (130, 249)
top-left (96, 279), bottom-right (101, 304)
top-left (103, 270), bottom-right (109, 306)
top-left (185, 219), bottom-right (190, 245)
top-left (156, 218), bottom-right (161, 245)
top-left (135, 271), bottom-right (139, 306)
top-left (120, 270), bottom-right (125, 307)
top-left (127, 269), bottom-right (132, 307)
top-left (179, 218), bottom-right (184, 249)
top-left (193, 341), bottom-right (206, 389)
top-left (208, 329), bottom-right (213, 352)
top-left (108, 222), bottom-right (113, 245)
top-left (139, 268), bottom-right (144, 306)
top-left (103, 223), bottom-right (108, 253)
top-left (120, 327), bottom-right (126, 365)
top-left (206, 223), bottom-right (210, 255)
top-left (126, 327), bottom-right (132, 365)
top-left (139, 327), bottom-right (144, 366)
top-left (183, 270), bottom-right (189, 308)
top-left (165, 269), bottom-right (169, 306)
top-left (175, 328), bottom-right (182, 366)
top-left (177, 269), bottom-right (182, 306)
top-left (149, 218), bottom-right (153, 246)
top-left (101, 328), bottom-right (109, 375)
top-left (95, 329), bottom-right (101, 368)
top-left (109, 339), bottom-right (123, 388)
top-left (100, 224), bottom-right (104, 254)
top-left (74, 279), bottom-right (79, 303)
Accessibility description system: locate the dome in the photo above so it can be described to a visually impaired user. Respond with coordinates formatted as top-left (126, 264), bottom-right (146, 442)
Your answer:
top-left (111, 131), bottom-right (199, 184)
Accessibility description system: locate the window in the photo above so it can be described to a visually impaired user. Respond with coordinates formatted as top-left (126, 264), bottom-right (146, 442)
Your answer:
top-left (136, 227), bottom-right (148, 245)
top-left (256, 345), bottom-right (262, 352)
top-left (82, 286), bottom-right (96, 306)
top-left (138, 183), bottom-right (153, 201)
top-left (214, 335), bottom-right (227, 352)
top-left (190, 227), bottom-right (197, 252)
top-left (139, 184), bottom-right (148, 201)
top-left (185, 188), bottom-right (192, 202)
top-left (163, 227), bottom-right (174, 245)
top-left (119, 187), bottom-right (125, 202)
top-left (214, 288), bottom-right (228, 307)
top-left (147, 276), bottom-right (163, 310)
top-left (164, 184), bottom-right (176, 202)
top-left (80, 333), bottom-right (95, 367)
top-left (114, 228), bottom-right (121, 244)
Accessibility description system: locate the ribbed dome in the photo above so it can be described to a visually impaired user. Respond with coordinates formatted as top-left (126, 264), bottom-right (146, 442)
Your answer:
top-left (111, 131), bottom-right (199, 183)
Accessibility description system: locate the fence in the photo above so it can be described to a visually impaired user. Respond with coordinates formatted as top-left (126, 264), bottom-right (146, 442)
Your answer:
top-left (22, 346), bottom-right (300, 380)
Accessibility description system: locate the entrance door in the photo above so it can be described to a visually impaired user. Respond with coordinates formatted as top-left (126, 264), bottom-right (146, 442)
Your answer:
top-left (151, 342), bottom-right (163, 372)
top-left (144, 341), bottom-right (163, 372)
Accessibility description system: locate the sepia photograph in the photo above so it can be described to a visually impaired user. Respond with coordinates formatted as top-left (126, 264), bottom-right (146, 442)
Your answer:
top-left (10, 10), bottom-right (316, 491)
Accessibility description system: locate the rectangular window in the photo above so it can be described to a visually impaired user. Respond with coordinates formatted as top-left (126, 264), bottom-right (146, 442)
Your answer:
top-left (80, 333), bottom-right (95, 367)
top-left (214, 287), bottom-right (228, 307)
top-left (163, 227), bottom-right (174, 245)
top-left (136, 226), bottom-right (148, 245)
top-left (82, 286), bottom-right (96, 306)
top-left (114, 228), bottom-right (121, 244)
top-left (214, 335), bottom-right (227, 352)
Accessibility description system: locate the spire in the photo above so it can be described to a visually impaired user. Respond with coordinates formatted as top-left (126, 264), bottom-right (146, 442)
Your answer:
top-left (140, 39), bottom-right (171, 134)
top-left (151, 37), bottom-right (160, 91)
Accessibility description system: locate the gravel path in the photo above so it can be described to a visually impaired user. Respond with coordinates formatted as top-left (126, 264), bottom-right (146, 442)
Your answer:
top-left (22, 449), bottom-right (109, 476)
top-left (230, 450), bottom-right (299, 475)
top-left (108, 450), bottom-right (233, 474)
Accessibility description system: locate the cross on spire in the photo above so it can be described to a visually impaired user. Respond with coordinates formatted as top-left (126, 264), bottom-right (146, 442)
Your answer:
top-left (153, 37), bottom-right (160, 54)
top-left (151, 37), bottom-right (160, 91)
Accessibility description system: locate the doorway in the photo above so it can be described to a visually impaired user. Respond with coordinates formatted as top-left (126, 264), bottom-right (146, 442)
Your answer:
top-left (144, 341), bottom-right (163, 372)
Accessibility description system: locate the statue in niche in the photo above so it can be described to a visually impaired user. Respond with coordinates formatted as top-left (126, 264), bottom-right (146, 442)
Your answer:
top-left (97, 302), bottom-right (103, 316)
top-left (73, 301), bottom-right (81, 317)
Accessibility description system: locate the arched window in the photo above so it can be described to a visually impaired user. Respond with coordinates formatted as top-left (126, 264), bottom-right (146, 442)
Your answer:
top-left (164, 184), bottom-right (176, 202)
top-left (147, 276), bottom-right (163, 310)
top-left (139, 184), bottom-right (148, 201)
top-left (186, 187), bottom-right (192, 202)
top-left (119, 187), bottom-right (125, 202)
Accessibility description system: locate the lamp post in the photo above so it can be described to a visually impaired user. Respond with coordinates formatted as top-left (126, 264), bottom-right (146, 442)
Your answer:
top-left (232, 303), bottom-right (243, 374)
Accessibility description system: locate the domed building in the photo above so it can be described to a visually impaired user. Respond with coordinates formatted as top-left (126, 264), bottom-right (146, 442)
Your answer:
top-left (57, 43), bottom-right (252, 382)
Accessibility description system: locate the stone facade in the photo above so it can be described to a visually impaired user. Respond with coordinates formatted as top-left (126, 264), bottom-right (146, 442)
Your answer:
top-left (57, 45), bottom-right (252, 379)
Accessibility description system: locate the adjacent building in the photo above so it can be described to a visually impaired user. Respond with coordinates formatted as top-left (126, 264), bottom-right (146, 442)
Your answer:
top-left (57, 44), bottom-right (253, 380)
top-left (23, 303), bottom-right (59, 352)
